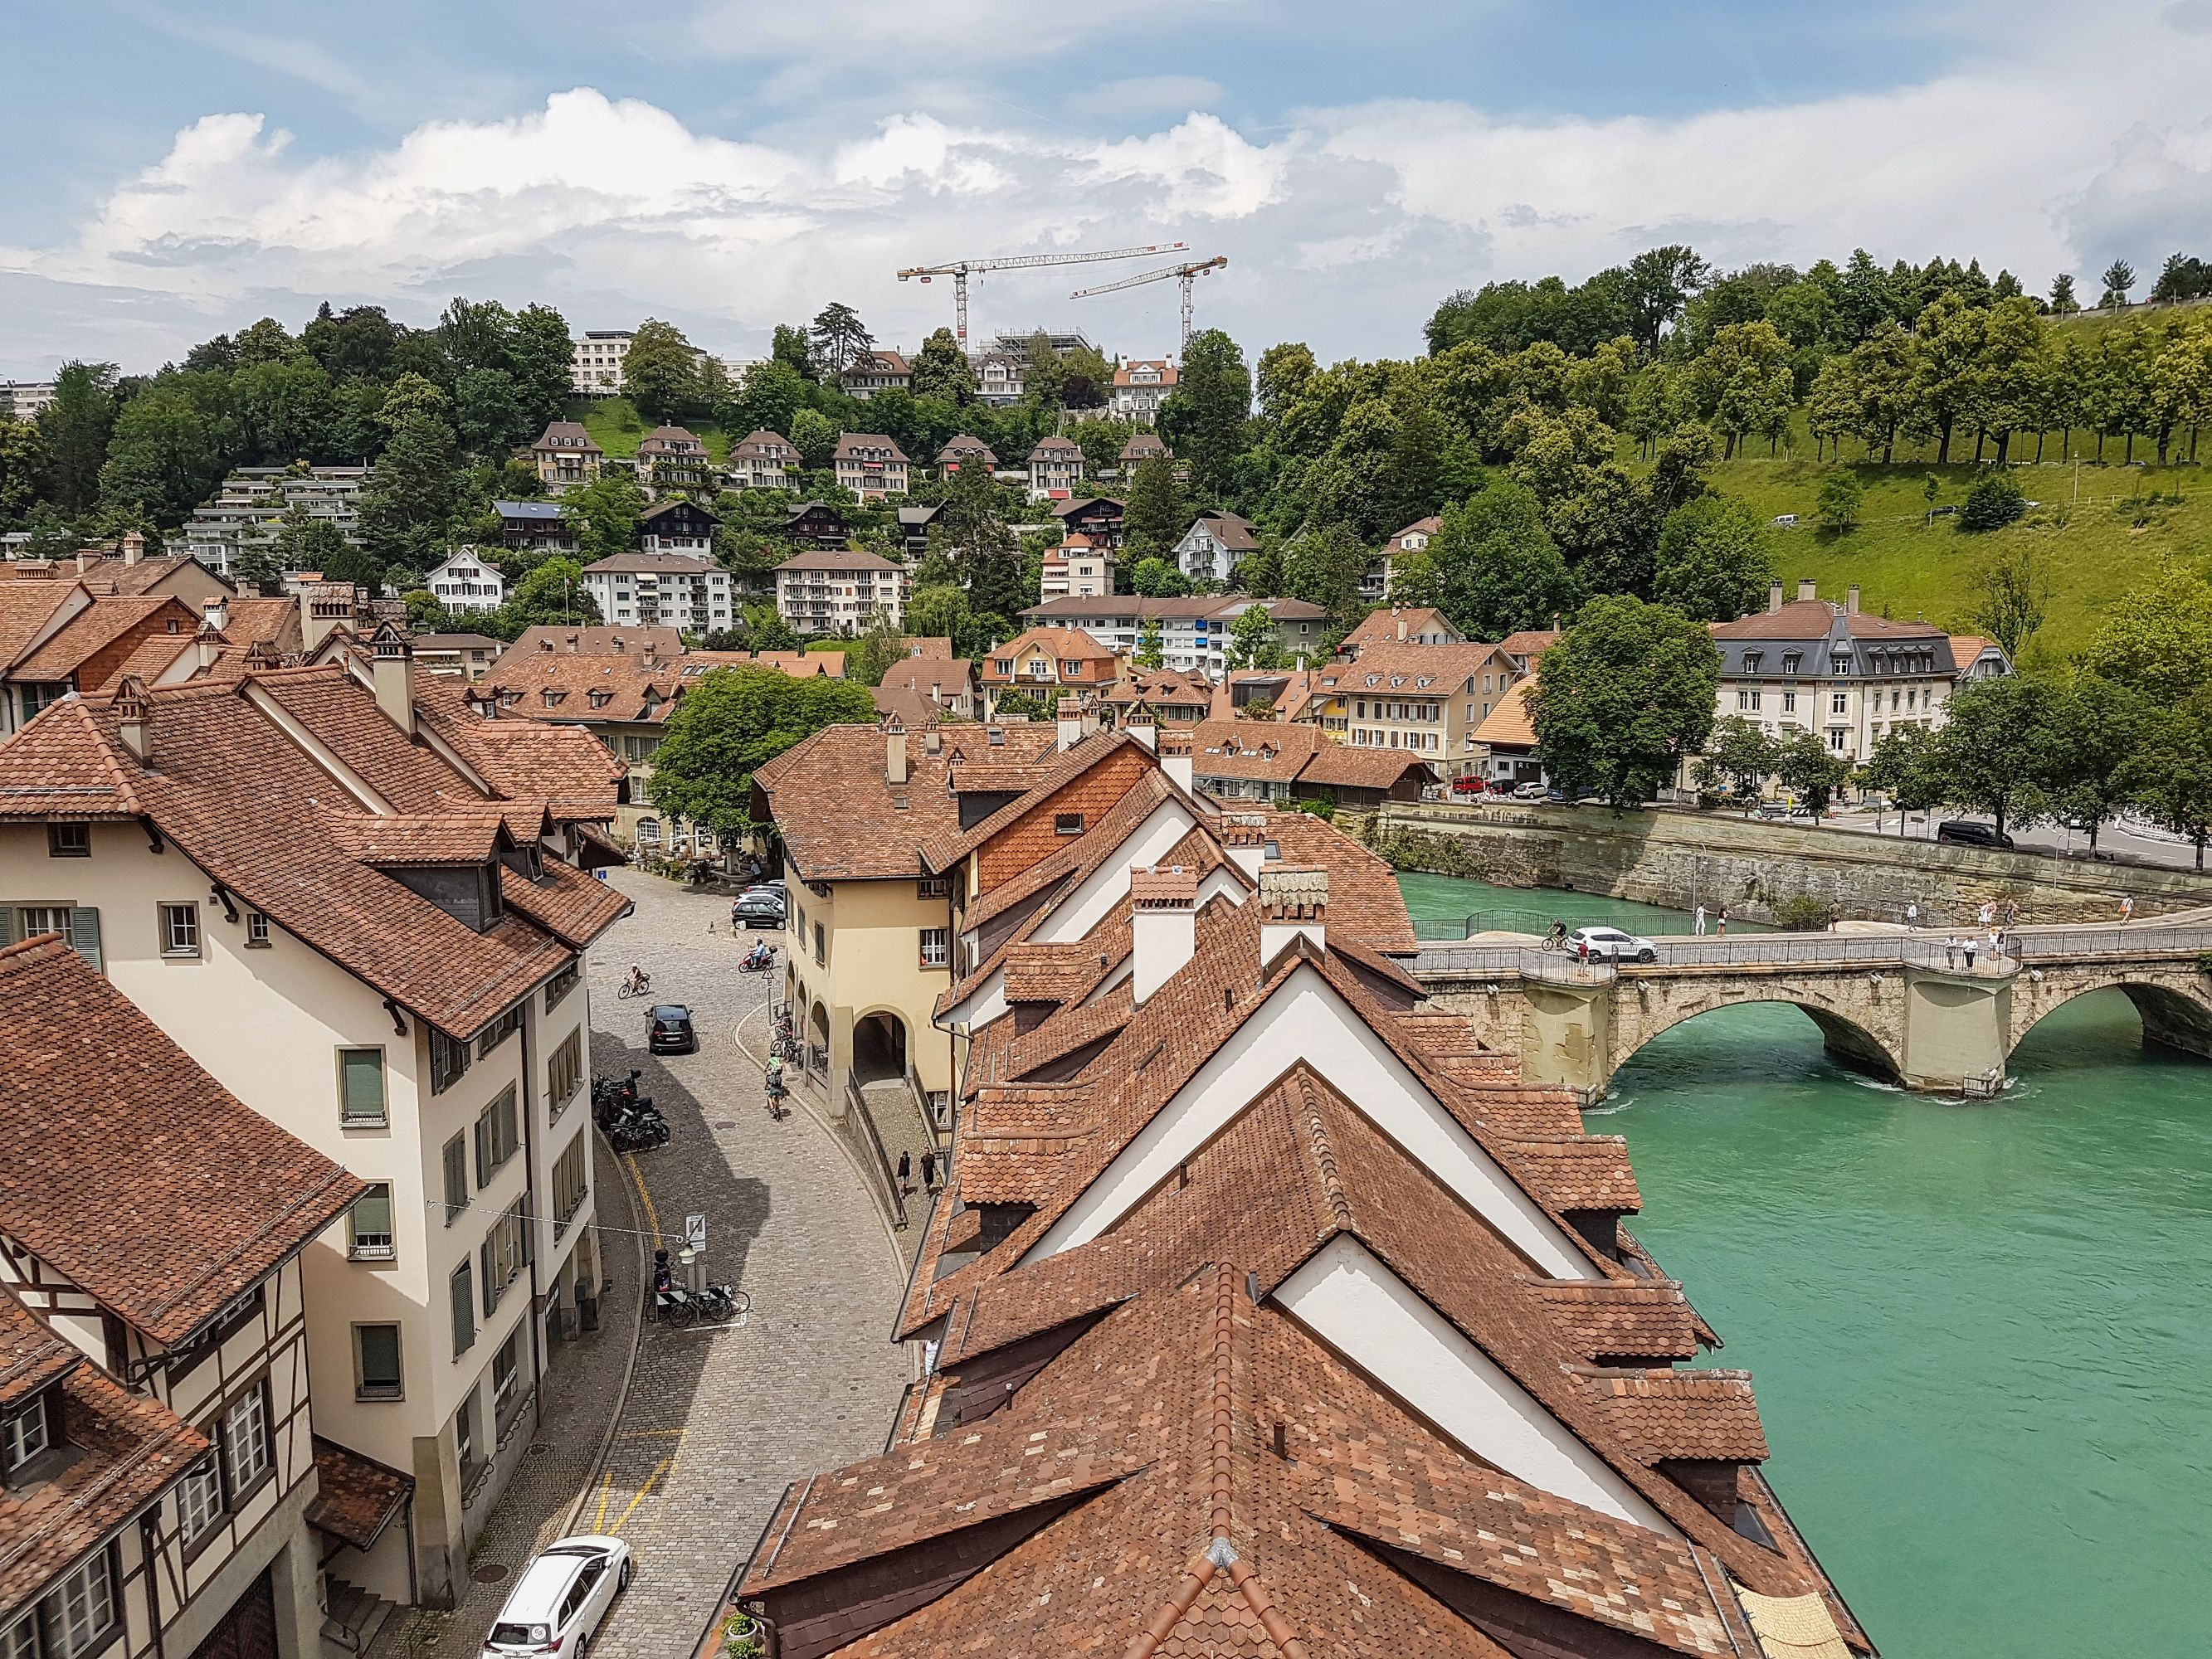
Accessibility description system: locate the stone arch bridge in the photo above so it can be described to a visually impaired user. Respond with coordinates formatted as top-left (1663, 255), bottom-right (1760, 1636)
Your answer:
top-left (1406, 920), bottom-right (2212, 1099)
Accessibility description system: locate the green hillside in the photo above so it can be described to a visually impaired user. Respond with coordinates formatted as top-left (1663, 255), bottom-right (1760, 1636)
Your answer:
top-left (1704, 459), bottom-right (2208, 659)
top-left (567, 397), bottom-right (733, 463)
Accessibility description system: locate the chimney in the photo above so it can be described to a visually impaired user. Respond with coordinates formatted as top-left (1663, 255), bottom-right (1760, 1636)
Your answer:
top-left (1221, 820), bottom-right (1267, 881)
top-left (1130, 864), bottom-right (1199, 1004)
top-left (193, 620), bottom-right (221, 674)
top-left (1259, 866), bottom-right (1328, 964)
top-left (203, 595), bottom-right (228, 634)
top-left (1767, 578), bottom-right (1784, 614)
top-left (1057, 692), bottom-right (1084, 752)
top-left (1796, 578), bottom-right (1816, 603)
top-left (1396, 611), bottom-right (1408, 642)
top-left (1158, 729), bottom-right (1194, 794)
top-left (75, 549), bottom-right (91, 574)
top-left (1846, 583), bottom-right (1861, 615)
top-left (114, 678), bottom-right (151, 762)
top-left (121, 530), bottom-right (144, 566)
top-left (884, 715), bottom-right (909, 785)
top-left (923, 718), bottom-right (942, 756)
top-left (370, 625), bottom-right (416, 737)
top-left (1126, 712), bottom-right (1157, 752)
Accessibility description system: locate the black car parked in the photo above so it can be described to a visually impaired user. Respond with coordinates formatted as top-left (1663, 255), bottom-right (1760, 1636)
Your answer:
top-left (648, 1005), bottom-right (698, 1055)
top-left (731, 889), bottom-right (787, 929)
top-left (1937, 820), bottom-right (2016, 850)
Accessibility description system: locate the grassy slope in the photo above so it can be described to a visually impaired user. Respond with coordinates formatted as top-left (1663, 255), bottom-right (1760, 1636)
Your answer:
top-left (568, 397), bottom-right (733, 463)
top-left (1705, 459), bottom-right (2208, 659)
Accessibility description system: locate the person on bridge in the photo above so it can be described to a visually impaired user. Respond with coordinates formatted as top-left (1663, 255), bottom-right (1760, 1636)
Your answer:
top-left (2119, 894), bottom-right (2135, 923)
top-left (1945, 937), bottom-right (1959, 969)
top-left (1906, 902), bottom-right (1919, 928)
top-left (1576, 934), bottom-right (1590, 969)
top-left (1716, 907), bottom-right (1728, 937)
top-left (1963, 935), bottom-right (1977, 968)
top-left (1693, 904), bottom-right (1708, 936)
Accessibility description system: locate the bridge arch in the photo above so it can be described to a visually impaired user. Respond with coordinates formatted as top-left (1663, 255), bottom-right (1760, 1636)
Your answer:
top-left (1609, 984), bottom-right (1907, 1087)
top-left (2009, 971), bottom-right (2212, 1063)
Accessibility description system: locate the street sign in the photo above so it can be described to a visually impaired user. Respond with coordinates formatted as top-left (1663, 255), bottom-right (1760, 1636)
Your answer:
top-left (685, 1213), bottom-right (708, 1251)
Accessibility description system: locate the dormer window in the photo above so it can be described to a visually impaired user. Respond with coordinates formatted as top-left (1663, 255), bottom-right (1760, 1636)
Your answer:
top-left (3, 1394), bottom-right (53, 1474)
top-left (1742, 651), bottom-right (1762, 674)
top-left (1832, 655), bottom-right (1852, 675)
top-left (1781, 654), bottom-right (1800, 675)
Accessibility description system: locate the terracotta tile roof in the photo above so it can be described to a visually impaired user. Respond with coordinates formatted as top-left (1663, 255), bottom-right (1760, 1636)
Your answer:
top-left (1530, 1277), bottom-right (1705, 1365)
top-left (918, 731), bottom-right (1147, 872)
top-left (1293, 742), bottom-right (1435, 792)
top-left (0, 581), bottom-right (88, 668)
top-left (327, 810), bottom-right (509, 866)
top-left (12, 596), bottom-right (197, 683)
top-left (480, 651), bottom-right (682, 725)
top-left (1391, 514), bottom-right (1443, 540)
top-left (1502, 1133), bottom-right (1641, 1212)
top-left (532, 420), bottom-right (602, 454)
top-left (681, 649), bottom-right (846, 679)
top-left (0, 1292), bottom-right (78, 1409)
top-left (0, 1289), bottom-right (206, 1627)
top-left (876, 659), bottom-right (971, 698)
top-left (0, 668), bottom-right (626, 1037)
top-left (1473, 673), bottom-right (1538, 748)
top-left (1186, 719), bottom-right (1322, 783)
top-left (1711, 600), bottom-right (1945, 643)
top-left (509, 625), bottom-right (685, 659)
top-left (833, 432), bottom-right (911, 463)
top-left (413, 680), bottom-right (628, 815)
top-left (732, 429), bottom-right (793, 457)
top-left (307, 1438), bottom-right (415, 1550)
top-left (984, 625), bottom-right (1121, 666)
top-left (1575, 1367), bottom-right (1771, 1465)
top-left (0, 936), bottom-right (368, 1345)
top-left (935, 437), bottom-right (998, 464)
top-left (1257, 808), bottom-right (1417, 951)
top-left (776, 547), bottom-right (899, 572)
top-left (1498, 627), bottom-right (1562, 659)
top-left (1340, 606), bottom-right (1463, 651)
top-left (1316, 639), bottom-right (1511, 695)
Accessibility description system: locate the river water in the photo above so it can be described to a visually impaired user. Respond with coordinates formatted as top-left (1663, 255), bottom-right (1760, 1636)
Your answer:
top-left (1397, 873), bottom-right (2212, 1659)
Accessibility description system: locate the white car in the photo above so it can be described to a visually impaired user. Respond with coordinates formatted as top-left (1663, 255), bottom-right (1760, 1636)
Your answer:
top-left (1566, 927), bottom-right (1658, 964)
top-left (1511, 781), bottom-right (1548, 800)
top-left (481, 1536), bottom-right (633, 1657)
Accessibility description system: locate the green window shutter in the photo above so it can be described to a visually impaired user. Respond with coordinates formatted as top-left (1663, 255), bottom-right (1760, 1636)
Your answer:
top-left (450, 1263), bottom-right (474, 1355)
top-left (474, 1113), bottom-right (490, 1186)
top-left (480, 1238), bottom-right (496, 1317)
top-left (65, 907), bottom-right (101, 971)
top-left (0, 908), bottom-right (17, 948)
top-left (352, 1185), bottom-right (392, 1238)
top-left (340, 1050), bottom-right (385, 1121)
top-left (443, 1136), bottom-right (468, 1215)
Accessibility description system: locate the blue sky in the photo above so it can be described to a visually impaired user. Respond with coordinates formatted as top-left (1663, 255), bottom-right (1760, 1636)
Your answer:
top-left (3, 0), bottom-right (2209, 377)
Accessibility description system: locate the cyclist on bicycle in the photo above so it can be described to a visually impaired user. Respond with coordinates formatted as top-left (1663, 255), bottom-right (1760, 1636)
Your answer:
top-left (1544, 921), bottom-right (1567, 952)
top-left (624, 964), bottom-right (649, 997)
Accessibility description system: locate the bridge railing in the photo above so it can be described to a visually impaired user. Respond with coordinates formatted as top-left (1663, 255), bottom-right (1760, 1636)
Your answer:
top-left (2003, 923), bottom-right (2212, 961)
top-left (1406, 933), bottom-right (2014, 977)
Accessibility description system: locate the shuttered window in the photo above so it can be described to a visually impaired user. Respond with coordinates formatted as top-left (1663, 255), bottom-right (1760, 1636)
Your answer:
top-left (339, 1048), bottom-right (386, 1125)
top-left (450, 1262), bottom-right (475, 1356)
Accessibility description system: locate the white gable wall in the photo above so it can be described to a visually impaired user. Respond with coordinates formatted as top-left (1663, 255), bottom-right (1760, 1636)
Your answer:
top-left (1032, 801), bottom-right (1196, 944)
top-left (1020, 964), bottom-right (1599, 1280)
top-left (1277, 1235), bottom-right (1677, 1534)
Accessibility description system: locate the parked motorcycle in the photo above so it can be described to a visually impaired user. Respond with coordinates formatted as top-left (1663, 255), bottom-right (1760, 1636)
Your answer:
top-left (606, 1107), bottom-right (671, 1152)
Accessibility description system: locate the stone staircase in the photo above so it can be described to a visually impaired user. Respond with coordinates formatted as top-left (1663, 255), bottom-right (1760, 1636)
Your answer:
top-left (319, 1578), bottom-right (396, 1655)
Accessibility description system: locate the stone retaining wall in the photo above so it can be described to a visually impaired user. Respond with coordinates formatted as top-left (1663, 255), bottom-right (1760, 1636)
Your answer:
top-left (1370, 802), bottom-right (2212, 927)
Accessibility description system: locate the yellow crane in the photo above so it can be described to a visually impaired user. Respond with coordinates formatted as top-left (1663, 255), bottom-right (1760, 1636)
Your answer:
top-left (1069, 255), bottom-right (1229, 348)
top-left (896, 242), bottom-right (1186, 345)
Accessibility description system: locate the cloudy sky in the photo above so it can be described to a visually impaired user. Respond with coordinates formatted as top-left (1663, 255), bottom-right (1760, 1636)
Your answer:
top-left (4, 0), bottom-right (2210, 378)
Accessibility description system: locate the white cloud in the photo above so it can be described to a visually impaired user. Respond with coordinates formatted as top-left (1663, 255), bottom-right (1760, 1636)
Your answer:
top-left (7, 9), bottom-right (2212, 377)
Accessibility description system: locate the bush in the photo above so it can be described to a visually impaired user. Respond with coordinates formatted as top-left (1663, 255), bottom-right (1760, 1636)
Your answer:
top-left (1957, 474), bottom-right (2026, 532)
top-left (1773, 893), bottom-right (1838, 931)
top-left (1815, 469), bottom-right (1864, 533)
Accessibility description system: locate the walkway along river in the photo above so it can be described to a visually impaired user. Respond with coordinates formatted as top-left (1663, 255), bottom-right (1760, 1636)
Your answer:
top-left (1399, 873), bottom-right (2212, 1659)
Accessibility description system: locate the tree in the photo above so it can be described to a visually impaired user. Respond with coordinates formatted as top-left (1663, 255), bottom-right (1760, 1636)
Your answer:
top-left (1620, 245), bottom-right (1711, 352)
top-left (357, 375), bottom-right (464, 570)
top-left (270, 501), bottom-right (364, 582)
top-left (841, 615), bottom-right (907, 686)
top-left (1255, 342), bottom-right (1317, 424)
top-left (2100, 259), bottom-right (2136, 310)
top-left (454, 367), bottom-right (533, 457)
top-left (1278, 524), bottom-right (1368, 623)
top-left (646, 667), bottom-right (879, 838)
top-left (1121, 455), bottom-right (1188, 560)
top-left (1815, 469), bottom-right (1864, 533)
top-left (909, 328), bottom-right (977, 405)
top-left (2042, 674), bottom-right (2155, 849)
top-left (509, 304), bottom-right (576, 428)
top-left (1905, 293), bottom-right (1986, 465)
top-left (811, 303), bottom-right (874, 381)
top-left (1225, 602), bottom-right (1286, 670)
top-left (621, 320), bottom-right (704, 421)
top-left (95, 383), bottom-right (225, 527)
top-left (928, 457), bottom-right (1026, 620)
top-left (37, 362), bottom-right (119, 513)
top-left (2080, 566), bottom-right (2212, 704)
top-left (1158, 329), bottom-right (1250, 498)
top-left (1651, 496), bottom-right (1771, 623)
top-left (2119, 695), bottom-right (2212, 868)
top-left (734, 361), bottom-right (806, 438)
top-left (1131, 557), bottom-right (1189, 597)
top-left (1134, 615), bottom-right (1166, 669)
top-left (1966, 543), bottom-right (2051, 659)
top-left (1773, 732), bottom-right (1852, 816)
top-left (1529, 596), bottom-right (1720, 809)
top-left (789, 408), bottom-right (837, 470)
top-left (1425, 479), bottom-right (1579, 638)
top-left (0, 416), bottom-right (46, 520)
top-left (1693, 717), bottom-right (1777, 804)
top-left (499, 557), bottom-right (601, 633)
top-left (1927, 673), bottom-right (2061, 839)
top-left (1857, 723), bottom-right (1947, 834)
top-left (771, 324), bottom-right (813, 380)
top-left (561, 469), bottom-right (649, 562)
top-left (2049, 272), bottom-right (2080, 316)
top-left (1689, 322), bottom-right (1794, 458)
top-left (742, 601), bottom-right (801, 652)
top-left (1956, 473), bottom-right (2026, 531)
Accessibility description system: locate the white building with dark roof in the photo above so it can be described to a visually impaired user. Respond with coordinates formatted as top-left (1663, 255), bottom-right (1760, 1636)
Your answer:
top-left (582, 548), bottom-right (733, 631)
top-left (775, 548), bottom-right (909, 635)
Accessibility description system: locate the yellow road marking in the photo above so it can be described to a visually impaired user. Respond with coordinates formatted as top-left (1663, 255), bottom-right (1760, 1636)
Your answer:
top-left (591, 1468), bottom-right (615, 1531)
top-left (618, 1428), bottom-right (689, 1438)
top-left (641, 1427), bottom-right (690, 1549)
top-left (624, 1151), bottom-right (659, 1243)
top-left (605, 1456), bottom-right (671, 1535)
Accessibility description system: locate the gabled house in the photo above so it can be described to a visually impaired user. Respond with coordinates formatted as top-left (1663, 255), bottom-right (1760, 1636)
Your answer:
top-left (979, 626), bottom-right (1122, 703)
top-left (637, 498), bottom-right (719, 556)
top-left (1364, 513), bottom-right (1442, 601)
top-left (1172, 508), bottom-right (1258, 584)
top-left (832, 435), bottom-right (910, 499)
top-left (841, 350), bottom-right (911, 401)
top-left (1341, 604), bottom-right (1466, 654)
top-left (528, 421), bottom-right (602, 490)
top-left (1026, 436), bottom-right (1084, 500)
top-left (783, 503), bottom-right (851, 549)
top-left (1050, 494), bottom-right (1124, 550)
top-left (1117, 432), bottom-right (1170, 474)
top-left (633, 426), bottom-right (713, 495)
top-left (424, 550), bottom-right (506, 615)
top-left (1110, 357), bottom-right (1178, 421)
top-left (934, 435), bottom-right (997, 476)
top-left (0, 593), bottom-right (204, 734)
top-left (1039, 533), bottom-right (1113, 601)
top-left (1297, 640), bottom-right (1519, 778)
top-left (494, 499), bottom-right (580, 557)
top-left (728, 430), bottom-right (797, 489)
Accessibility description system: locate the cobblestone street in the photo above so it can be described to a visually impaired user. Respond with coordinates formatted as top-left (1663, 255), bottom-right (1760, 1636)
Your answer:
top-left (375, 870), bottom-right (914, 1659)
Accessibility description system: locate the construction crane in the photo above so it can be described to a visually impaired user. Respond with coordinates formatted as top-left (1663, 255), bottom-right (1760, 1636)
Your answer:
top-left (1069, 255), bottom-right (1228, 349)
top-left (896, 242), bottom-right (1186, 345)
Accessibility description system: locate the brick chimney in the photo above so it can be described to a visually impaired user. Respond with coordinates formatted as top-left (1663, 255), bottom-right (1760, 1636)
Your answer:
top-left (1767, 578), bottom-right (1784, 614)
top-left (884, 714), bottom-right (909, 785)
top-left (1130, 864), bottom-right (1199, 1004)
top-left (1796, 577), bottom-right (1816, 603)
top-left (114, 678), bottom-right (151, 763)
top-left (370, 624), bottom-right (415, 737)
top-left (1259, 866), bottom-right (1328, 964)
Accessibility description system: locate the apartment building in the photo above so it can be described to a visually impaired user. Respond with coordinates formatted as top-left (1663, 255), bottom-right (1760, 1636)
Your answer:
top-left (424, 551), bottom-right (505, 615)
top-left (841, 351), bottom-right (911, 400)
top-left (0, 380), bottom-right (56, 421)
top-left (1038, 533), bottom-right (1113, 600)
top-left (1018, 596), bottom-right (1328, 676)
top-left (1109, 358), bottom-right (1177, 421)
top-left (580, 551), bottom-right (733, 633)
top-left (831, 435), bottom-right (910, 500)
top-left (972, 353), bottom-right (1025, 406)
top-left (634, 426), bottom-right (713, 496)
top-left (773, 548), bottom-right (908, 635)
top-left (0, 640), bottom-right (630, 1612)
top-left (181, 467), bottom-right (371, 579)
top-left (1298, 640), bottom-right (1521, 779)
top-left (528, 421), bottom-right (603, 490)
top-left (1170, 508), bottom-right (1258, 584)
top-left (0, 937), bottom-right (368, 1659)
top-left (1025, 435), bottom-right (1084, 500)
top-left (569, 330), bottom-right (633, 395)
top-left (728, 430), bottom-right (797, 489)
top-left (739, 791), bottom-right (1868, 1657)
top-left (1705, 579), bottom-right (2009, 765)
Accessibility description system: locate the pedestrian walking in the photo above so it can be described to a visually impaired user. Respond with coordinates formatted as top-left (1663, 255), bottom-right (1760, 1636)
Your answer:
top-left (1945, 936), bottom-right (1958, 969)
top-left (1963, 935), bottom-right (1977, 968)
top-left (1977, 900), bottom-right (1995, 927)
top-left (921, 1151), bottom-right (939, 1191)
top-left (896, 1150), bottom-right (913, 1196)
top-left (2119, 894), bottom-right (2135, 923)
top-left (1906, 902), bottom-right (1918, 929)
top-left (2004, 900), bottom-right (2018, 929)
top-left (1693, 904), bottom-right (1708, 936)
top-left (1716, 907), bottom-right (1728, 937)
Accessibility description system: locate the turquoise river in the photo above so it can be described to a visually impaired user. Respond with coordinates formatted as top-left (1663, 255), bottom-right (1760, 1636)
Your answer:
top-left (1396, 873), bottom-right (2212, 1659)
